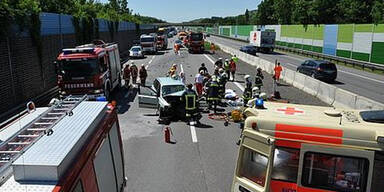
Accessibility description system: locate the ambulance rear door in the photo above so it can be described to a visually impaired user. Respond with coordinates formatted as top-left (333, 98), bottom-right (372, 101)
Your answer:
top-left (297, 144), bottom-right (374, 192)
top-left (232, 129), bottom-right (275, 192)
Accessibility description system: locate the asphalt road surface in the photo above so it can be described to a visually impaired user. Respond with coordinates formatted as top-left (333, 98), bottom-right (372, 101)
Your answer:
top-left (208, 35), bottom-right (384, 104)
top-left (112, 37), bottom-right (327, 192)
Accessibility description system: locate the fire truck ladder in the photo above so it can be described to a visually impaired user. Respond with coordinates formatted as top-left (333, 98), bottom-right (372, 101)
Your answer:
top-left (0, 95), bottom-right (87, 182)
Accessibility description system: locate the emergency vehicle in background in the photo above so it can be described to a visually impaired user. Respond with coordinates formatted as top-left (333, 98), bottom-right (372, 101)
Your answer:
top-left (0, 96), bottom-right (126, 192)
top-left (187, 32), bottom-right (205, 53)
top-left (178, 31), bottom-right (188, 40)
top-left (56, 40), bottom-right (122, 100)
top-left (232, 101), bottom-right (384, 192)
top-left (140, 34), bottom-right (158, 54)
top-left (156, 28), bottom-right (168, 50)
top-left (249, 31), bottom-right (276, 53)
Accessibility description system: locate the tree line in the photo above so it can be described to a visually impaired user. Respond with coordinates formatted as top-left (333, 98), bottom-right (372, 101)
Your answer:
top-left (191, 0), bottom-right (384, 25)
top-left (0, 0), bottom-right (165, 35)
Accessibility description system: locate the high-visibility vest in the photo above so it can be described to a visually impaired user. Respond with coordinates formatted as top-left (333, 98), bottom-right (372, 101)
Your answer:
top-left (232, 56), bottom-right (239, 63)
top-left (185, 93), bottom-right (196, 111)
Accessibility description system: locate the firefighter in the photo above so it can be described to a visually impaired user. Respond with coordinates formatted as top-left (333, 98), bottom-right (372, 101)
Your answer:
top-left (139, 64), bottom-right (147, 87)
top-left (224, 58), bottom-right (230, 79)
top-left (207, 76), bottom-right (220, 113)
top-left (123, 64), bottom-right (131, 88)
top-left (210, 43), bottom-right (215, 54)
top-left (174, 43), bottom-right (180, 55)
top-left (181, 84), bottom-right (200, 123)
top-left (255, 67), bottom-right (264, 90)
top-left (242, 75), bottom-right (252, 107)
top-left (274, 62), bottom-right (283, 83)
top-left (198, 63), bottom-right (208, 75)
top-left (130, 62), bottom-right (138, 84)
top-left (214, 58), bottom-right (223, 68)
top-left (168, 64), bottom-right (177, 77)
top-left (218, 68), bottom-right (228, 98)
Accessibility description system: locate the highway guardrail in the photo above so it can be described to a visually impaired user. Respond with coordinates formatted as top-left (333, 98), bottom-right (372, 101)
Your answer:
top-left (207, 33), bottom-right (384, 72)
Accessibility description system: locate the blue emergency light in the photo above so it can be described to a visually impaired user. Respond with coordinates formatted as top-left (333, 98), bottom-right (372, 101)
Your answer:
top-left (96, 96), bottom-right (107, 101)
top-left (255, 98), bottom-right (264, 108)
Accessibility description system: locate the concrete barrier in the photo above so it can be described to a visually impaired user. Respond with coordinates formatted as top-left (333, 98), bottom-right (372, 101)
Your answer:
top-left (333, 88), bottom-right (357, 109)
top-left (317, 82), bottom-right (336, 106)
top-left (355, 96), bottom-right (384, 110)
top-left (292, 72), bottom-right (306, 90)
top-left (303, 77), bottom-right (321, 96)
top-left (282, 69), bottom-right (295, 85)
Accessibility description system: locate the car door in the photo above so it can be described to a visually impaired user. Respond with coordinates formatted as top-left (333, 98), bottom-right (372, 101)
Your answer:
top-left (298, 61), bottom-right (308, 73)
top-left (297, 144), bottom-right (374, 192)
top-left (307, 61), bottom-right (317, 75)
top-left (138, 86), bottom-right (158, 109)
top-left (232, 129), bottom-right (275, 192)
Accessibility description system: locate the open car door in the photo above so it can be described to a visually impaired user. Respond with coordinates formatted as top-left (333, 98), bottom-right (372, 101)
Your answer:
top-left (231, 129), bottom-right (275, 192)
top-left (138, 86), bottom-right (158, 109)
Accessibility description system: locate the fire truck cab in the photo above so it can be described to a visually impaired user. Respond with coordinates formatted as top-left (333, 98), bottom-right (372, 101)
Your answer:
top-left (57, 41), bottom-right (122, 100)
top-left (0, 96), bottom-right (126, 192)
top-left (232, 101), bottom-right (384, 192)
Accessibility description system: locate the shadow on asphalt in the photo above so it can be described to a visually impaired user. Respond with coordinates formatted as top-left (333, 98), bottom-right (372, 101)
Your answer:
top-left (328, 80), bottom-right (344, 85)
top-left (195, 123), bottom-right (213, 129)
top-left (112, 87), bottom-right (138, 114)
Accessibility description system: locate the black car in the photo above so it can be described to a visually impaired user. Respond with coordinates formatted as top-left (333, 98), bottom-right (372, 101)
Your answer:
top-left (297, 60), bottom-right (337, 82)
top-left (240, 45), bottom-right (257, 55)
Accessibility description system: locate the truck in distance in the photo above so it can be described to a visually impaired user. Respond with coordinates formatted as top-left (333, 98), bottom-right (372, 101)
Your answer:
top-left (187, 32), bottom-right (205, 53)
top-left (140, 34), bottom-right (158, 54)
top-left (157, 27), bottom-right (169, 50)
top-left (249, 30), bottom-right (276, 53)
top-left (56, 40), bottom-right (122, 100)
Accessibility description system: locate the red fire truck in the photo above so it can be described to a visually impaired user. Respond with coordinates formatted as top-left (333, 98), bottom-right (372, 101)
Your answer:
top-left (0, 96), bottom-right (126, 192)
top-left (56, 40), bottom-right (122, 100)
top-left (187, 32), bottom-right (205, 53)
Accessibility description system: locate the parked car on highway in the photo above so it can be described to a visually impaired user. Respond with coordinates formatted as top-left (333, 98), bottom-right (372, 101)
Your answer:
top-left (240, 45), bottom-right (257, 55)
top-left (129, 46), bottom-right (144, 59)
top-left (138, 77), bottom-right (186, 123)
top-left (297, 60), bottom-right (337, 82)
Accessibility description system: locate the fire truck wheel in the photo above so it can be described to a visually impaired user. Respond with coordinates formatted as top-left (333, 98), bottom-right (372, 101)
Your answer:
top-left (104, 85), bottom-right (111, 101)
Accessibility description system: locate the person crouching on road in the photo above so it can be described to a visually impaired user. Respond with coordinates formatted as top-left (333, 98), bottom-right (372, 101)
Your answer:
top-left (130, 62), bottom-right (138, 84)
top-left (214, 58), bottom-right (223, 68)
top-left (181, 84), bottom-right (200, 124)
top-left (195, 70), bottom-right (204, 97)
top-left (123, 64), bottom-right (131, 88)
top-left (229, 59), bottom-right (236, 82)
top-left (168, 64), bottom-right (177, 77)
top-left (139, 64), bottom-right (147, 87)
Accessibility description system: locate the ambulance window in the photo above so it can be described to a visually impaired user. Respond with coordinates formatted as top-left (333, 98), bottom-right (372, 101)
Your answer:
top-left (371, 152), bottom-right (384, 191)
top-left (302, 152), bottom-right (369, 192)
top-left (239, 147), bottom-right (268, 187)
top-left (360, 110), bottom-right (384, 123)
top-left (271, 147), bottom-right (299, 183)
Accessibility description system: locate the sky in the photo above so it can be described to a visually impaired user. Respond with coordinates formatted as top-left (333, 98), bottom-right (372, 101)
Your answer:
top-left (101, 0), bottom-right (262, 23)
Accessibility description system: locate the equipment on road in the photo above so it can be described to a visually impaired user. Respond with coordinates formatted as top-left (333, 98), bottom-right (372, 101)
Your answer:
top-left (249, 30), bottom-right (276, 53)
top-left (164, 126), bottom-right (172, 143)
top-left (56, 40), bottom-right (122, 100)
top-left (0, 95), bottom-right (126, 192)
top-left (232, 102), bottom-right (384, 192)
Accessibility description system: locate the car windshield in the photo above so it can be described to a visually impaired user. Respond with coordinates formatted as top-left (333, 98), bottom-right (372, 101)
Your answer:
top-left (162, 85), bottom-right (185, 95)
top-left (62, 59), bottom-right (99, 77)
top-left (131, 47), bottom-right (141, 52)
top-left (360, 110), bottom-right (384, 123)
top-left (141, 37), bottom-right (155, 42)
top-left (191, 34), bottom-right (203, 41)
top-left (320, 63), bottom-right (337, 70)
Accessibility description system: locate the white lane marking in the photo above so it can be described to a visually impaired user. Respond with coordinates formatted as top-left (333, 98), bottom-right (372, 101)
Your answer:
top-left (190, 123), bottom-right (198, 143)
top-left (180, 63), bottom-right (184, 73)
top-left (204, 54), bottom-right (245, 91)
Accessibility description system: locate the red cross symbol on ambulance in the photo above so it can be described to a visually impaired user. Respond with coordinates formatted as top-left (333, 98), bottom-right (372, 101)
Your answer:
top-left (277, 107), bottom-right (304, 115)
